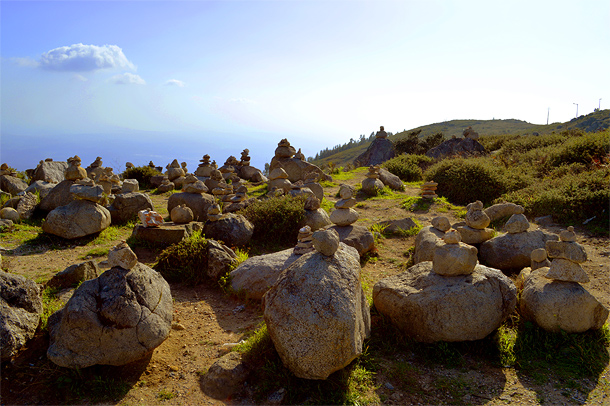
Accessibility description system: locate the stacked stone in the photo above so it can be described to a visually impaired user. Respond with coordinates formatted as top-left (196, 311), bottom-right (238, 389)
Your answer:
top-left (456, 200), bottom-right (494, 244)
top-left (204, 169), bottom-right (225, 191)
top-left (294, 148), bottom-right (305, 161)
top-left (303, 195), bottom-right (332, 231)
top-left (97, 169), bottom-right (113, 195)
top-left (330, 184), bottom-right (359, 227)
top-left (275, 139), bottom-right (297, 159)
top-left (231, 185), bottom-right (248, 202)
top-left (289, 180), bottom-right (314, 198)
top-left (70, 181), bottom-right (106, 204)
top-left (0, 163), bottom-right (14, 176)
top-left (544, 226), bottom-right (589, 283)
top-left (304, 172), bottom-right (324, 202)
top-left (531, 248), bottom-right (551, 271)
top-left (294, 225), bottom-right (315, 255)
top-left (195, 154), bottom-right (214, 177)
top-left (239, 149), bottom-right (251, 166)
top-left (268, 166), bottom-right (292, 194)
top-left (432, 229), bottom-right (479, 276)
top-left (463, 126), bottom-right (479, 140)
top-left (157, 178), bottom-right (175, 193)
top-left (126, 162), bottom-right (135, 169)
top-left (106, 241), bottom-right (138, 269)
top-left (181, 162), bottom-right (188, 174)
top-left (361, 165), bottom-right (384, 196)
top-left (109, 174), bottom-right (122, 194)
top-left (219, 156), bottom-right (239, 180)
top-left (170, 204), bottom-right (194, 224)
top-left (182, 174), bottom-right (208, 194)
top-left (212, 183), bottom-right (234, 203)
top-left (207, 203), bottom-right (222, 221)
top-left (86, 157), bottom-right (104, 180)
top-left (65, 156), bottom-right (88, 181)
top-left (166, 159), bottom-right (186, 187)
top-left (376, 126), bottom-right (388, 139)
top-left (420, 181), bottom-right (438, 199)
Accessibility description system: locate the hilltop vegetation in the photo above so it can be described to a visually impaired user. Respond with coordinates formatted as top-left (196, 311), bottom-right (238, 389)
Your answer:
top-left (311, 109), bottom-right (610, 168)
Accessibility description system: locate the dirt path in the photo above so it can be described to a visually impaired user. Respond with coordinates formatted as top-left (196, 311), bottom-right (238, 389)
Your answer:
top-left (1, 171), bottom-right (609, 405)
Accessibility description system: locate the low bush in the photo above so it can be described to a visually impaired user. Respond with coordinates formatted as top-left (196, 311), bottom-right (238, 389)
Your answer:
top-left (383, 154), bottom-right (433, 182)
top-left (394, 130), bottom-right (444, 155)
top-left (499, 168), bottom-right (609, 230)
top-left (121, 165), bottom-right (161, 189)
top-left (238, 195), bottom-right (306, 249)
top-left (153, 231), bottom-right (209, 284)
top-left (424, 157), bottom-right (514, 205)
top-left (546, 130), bottom-right (609, 169)
top-left (478, 133), bottom-right (521, 152)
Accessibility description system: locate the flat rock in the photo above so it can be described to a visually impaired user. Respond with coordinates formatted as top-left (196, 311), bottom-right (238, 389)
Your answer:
top-left (545, 258), bottom-right (590, 283)
top-left (373, 262), bottom-right (517, 342)
top-left (70, 184), bottom-right (105, 203)
top-left (330, 224), bottom-right (375, 256)
top-left (545, 240), bottom-right (587, 263)
top-left (519, 268), bottom-right (608, 333)
top-left (456, 225), bottom-right (494, 244)
top-left (130, 222), bottom-right (204, 247)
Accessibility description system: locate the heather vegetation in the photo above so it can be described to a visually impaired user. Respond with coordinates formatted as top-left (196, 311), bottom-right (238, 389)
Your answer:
top-left (121, 165), bottom-right (161, 189)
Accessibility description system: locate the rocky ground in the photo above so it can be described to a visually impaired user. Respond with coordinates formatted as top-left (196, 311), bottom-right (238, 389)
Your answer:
top-left (1, 170), bottom-right (609, 405)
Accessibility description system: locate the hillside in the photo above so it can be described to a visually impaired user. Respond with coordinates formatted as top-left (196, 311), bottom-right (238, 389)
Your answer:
top-left (312, 109), bottom-right (610, 168)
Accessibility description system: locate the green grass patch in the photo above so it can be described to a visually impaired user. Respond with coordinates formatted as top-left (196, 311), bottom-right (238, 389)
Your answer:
top-left (79, 247), bottom-right (109, 260)
top-left (320, 197), bottom-right (335, 213)
top-left (401, 196), bottom-right (434, 212)
top-left (40, 286), bottom-right (64, 332)
top-left (331, 166), bottom-right (368, 182)
top-left (247, 183), bottom-right (268, 198)
top-left (156, 389), bottom-right (176, 401)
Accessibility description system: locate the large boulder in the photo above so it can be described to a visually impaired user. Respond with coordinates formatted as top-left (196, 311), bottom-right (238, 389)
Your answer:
top-left (269, 158), bottom-right (330, 183)
top-left (130, 222), bottom-right (204, 247)
top-left (39, 180), bottom-right (76, 212)
top-left (203, 214), bottom-right (254, 247)
top-left (378, 168), bottom-right (404, 191)
top-left (519, 268), bottom-right (609, 333)
top-left (484, 202), bottom-right (525, 222)
top-left (353, 138), bottom-right (396, 167)
top-left (107, 192), bottom-right (154, 224)
top-left (31, 160), bottom-right (68, 183)
top-left (304, 208), bottom-right (332, 231)
top-left (263, 246), bottom-right (371, 380)
top-left (373, 262), bottom-right (517, 342)
top-left (0, 175), bottom-right (28, 196)
top-left (413, 225), bottom-right (446, 264)
top-left (25, 180), bottom-right (55, 200)
top-left (47, 263), bottom-right (173, 368)
top-left (330, 224), bottom-right (375, 256)
top-left (1, 270), bottom-right (43, 361)
top-left (425, 137), bottom-right (486, 160)
top-left (480, 230), bottom-right (559, 272)
top-left (238, 165), bottom-right (267, 183)
top-left (42, 200), bottom-right (111, 239)
top-left (167, 192), bottom-right (215, 222)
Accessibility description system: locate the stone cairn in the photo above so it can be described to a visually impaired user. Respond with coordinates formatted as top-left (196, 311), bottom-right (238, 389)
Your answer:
top-left (0, 163), bottom-right (14, 176)
top-left (126, 162), bottom-right (135, 169)
top-left (157, 178), bottom-right (175, 193)
top-left (289, 180), bottom-right (314, 199)
top-left (268, 165), bottom-right (292, 194)
top-left (182, 174), bottom-right (208, 194)
top-left (231, 185), bottom-right (248, 203)
top-left (181, 162), bottom-right (188, 174)
top-left (207, 203), bottom-right (222, 221)
top-left (220, 156), bottom-right (242, 185)
top-left (463, 126), bottom-right (479, 140)
top-left (166, 159), bottom-right (186, 187)
top-left (304, 172), bottom-right (323, 201)
top-left (275, 138), bottom-right (297, 159)
top-left (544, 226), bottom-right (589, 283)
top-left (170, 204), bottom-right (194, 224)
top-left (361, 165), bottom-right (384, 196)
top-left (97, 168), bottom-right (115, 195)
top-left (531, 248), bottom-right (551, 271)
top-left (456, 200), bottom-right (495, 244)
top-left (205, 169), bottom-right (225, 191)
top-left (239, 149), bottom-right (251, 166)
top-left (420, 181), bottom-right (438, 199)
top-left (86, 157), bottom-right (104, 181)
top-left (376, 126), bottom-right (388, 139)
top-left (294, 225), bottom-right (315, 255)
top-left (65, 155), bottom-right (88, 181)
top-left (195, 155), bottom-right (214, 177)
top-left (433, 229), bottom-right (479, 276)
top-left (294, 148), bottom-right (305, 161)
top-left (330, 184), bottom-right (359, 227)
top-left (212, 183), bottom-right (234, 204)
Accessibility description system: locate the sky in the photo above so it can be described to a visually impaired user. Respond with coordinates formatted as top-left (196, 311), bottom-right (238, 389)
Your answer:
top-left (2, 0), bottom-right (609, 171)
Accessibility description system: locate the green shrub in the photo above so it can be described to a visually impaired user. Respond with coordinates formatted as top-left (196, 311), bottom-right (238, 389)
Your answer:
top-left (153, 231), bottom-right (209, 284)
top-left (478, 133), bottom-right (521, 152)
top-left (383, 154), bottom-right (433, 182)
top-left (122, 165), bottom-right (161, 189)
top-left (238, 195), bottom-right (305, 249)
top-left (395, 130), bottom-right (444, 155)
top-left (499, 168), bottom-right (609, 229)
top-left (424, 157), bottom-right (511, 205)
top-left (546, 130), bottom-right (609, 169)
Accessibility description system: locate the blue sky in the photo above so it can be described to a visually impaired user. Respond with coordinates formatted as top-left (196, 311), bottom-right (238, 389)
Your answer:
top-left (2, 0), bottom-right (609, 171)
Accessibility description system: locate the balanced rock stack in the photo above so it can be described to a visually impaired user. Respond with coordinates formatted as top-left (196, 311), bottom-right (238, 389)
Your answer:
top-left (361, 165), bottom-right (384, 196)
top-left (212, 183), bottom-right (234, 203)
top-left (330, 184), bottom-right (359, 227)
top-left (519, 226), bottom-right (609, 333)
top-left (463, 126), bottom-right (479, 140)
top-left (304, 172), bottom-right (324, 202)
top-left (239, 149), bottom-right (251, 166)
top-left (456, 200), bottom-right (494, 244)
top-left (289, 180), bottom-right (314, 199)
top-left (294, 225), bottom-right (315, 255)
top-left (204, 169), bottom-right (225, 191)
top-left (181, 162), bottom-right (188, 174)
top-left (166, 159), bottom-right (186, 187)
top-left (231, 185), bottom-right (248, 203)
top-left (268, 166), bottom-right (292, 194)
top-left (545, 226), bottom-right (589, 283)
top-left (65, 156), bottom-right (88, 181)
top-left (373, 228), bottom-right (517, 343)
top-left (105, 241), bottom-right (138, 269)
top-left (420, 181), bottom-right (438, 199)
top-left (376, 125), bottom-right (388, 139)
top-left (182, 174), bottom-right (208, 194)
top-left (0, 163), bottom-right (13, 176)
top-left (303, 195), bottom-right (332, 231)
top-left (207, 203), bottom-right (222, 221)
top-left (275, 138), bottom-right (297, 159)
top-left (86, 157), bottom-right (104, 180)
top-left (170, 204), bottom-right (194, 224)
top-left (157, 178), bottom-right (174, 193)
top-left (531, 248), bottom-right (551, 271)
top-left (225, 185), bottom-right (253, 213)
top-left (219, 156), bottom-right (239, 181)
top-left (195, 154), bottom-right (214, 178)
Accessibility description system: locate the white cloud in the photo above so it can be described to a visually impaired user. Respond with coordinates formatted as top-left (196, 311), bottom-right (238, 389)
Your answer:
top-left (39, 44), bottom-right (136, 72)
top-left (228, 97), bottom-right (255, 104)
top-left (11, 57), bottom-right (40, 67)
top-left (164, 79), bottom-right (185, 87)
top-left (110, 73), bottom-right (146, 85)
top-left (73, 74), bottom-right (88, 82)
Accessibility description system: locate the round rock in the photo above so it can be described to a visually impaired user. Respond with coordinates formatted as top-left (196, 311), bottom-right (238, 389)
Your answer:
top-left (312, 228), bottom-right (340, 256)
